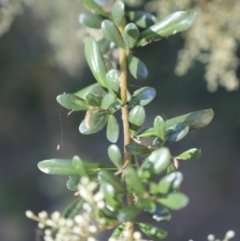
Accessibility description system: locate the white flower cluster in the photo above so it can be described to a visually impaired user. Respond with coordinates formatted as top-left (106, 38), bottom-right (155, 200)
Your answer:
top-left (189, 230), bottom-right (235, 241)
top-left (146, 0), bottom-right (240, 92)
top-left (26, 178), bottom-right (106, 241)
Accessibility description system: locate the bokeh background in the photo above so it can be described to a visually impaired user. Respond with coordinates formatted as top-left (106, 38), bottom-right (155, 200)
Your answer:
top-left (0, 1), bottom-right (239, 241)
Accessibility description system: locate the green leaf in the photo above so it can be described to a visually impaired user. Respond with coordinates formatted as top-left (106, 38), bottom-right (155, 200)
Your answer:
top-left (74, 83), bottom-right (106, 102)
top-left (38, 159), bottom-right (77, 175)
top-left (136, 198), bottom-right (156, 211)
top-left (129, 87), bottom-right (156, 106)
top-left (129, 105), bottom-right (146, 135)
top-left (176, 148), bottom-right (201, 160)
top-left (123, 23), bottom-right (139, 48)
top-left (125, 142), bottom-right (152, 155)
top-left (118, 205), bottom-right (141, 222)
top-left (56, 94), bottom-right (89, 111)
top-left (97, 37), bottom-right (111, 54)
top-left (158, 192), bottom-right (189, 210)
top-left (154, 115), bottom-right (166, 141)
top-left (66, 176), bottom-right (80, 191)
top-left (136, 222), bottom-right (167, 239)
top-left (123, 0), bottom-right (144, 7)
top-left (158, 171), bottom-right (183, 194)
top-left (72, 156), bottom-right (89, 177)
top-left (85, 38), bottom-right (108, 87)
top-left (166, 109), bottom-right (214, 130)
top-left (79, 12), bottom-right (105, 29)
top-left (139, 148), bottom-right (170, 182)
top-left (101, 182), bottom-right (123, 209)
top-left (135, 109), bottom-right (214, 138)
top-left (63, 198), bottom-right (84, 219)
top-left (124, 166), bottom-right (146, 195)
top-left (99, 170), bottom-right (125, 193)
top-left (79, 0), bottom-right (109, 18)
top-left (111, 223), bottom-right (127, 239)
top-left (107, 115), bottom-right (119, 143)
top-left (105, 69), bottom-right (120, 95)
top-left (79, 108), bottom-right (108, 134)
top-left (127, 54), bottom-right (148, 80)
top-left (104, 57), bottom-right (113, 71)
top-left (127, 11), bottom-right (157, 28)
top-left (136, 11), bottom-right (197, 47)
top-left (164, 123), bottom-right (189, 143)
top-left (101, 20), bottom-right (126, 48)
top-left (143, 204), bottom-right (171, 222)
top-left (108, 144), bottom-right (122, 169)
top-left (112, 1), bottom-right (125, 26)
top-left (38, 158), bottom-right (114, 175)
top-left (101, 93), bottom-right (115, 109)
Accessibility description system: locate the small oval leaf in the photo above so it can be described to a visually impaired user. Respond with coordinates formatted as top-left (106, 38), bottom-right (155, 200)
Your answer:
top-left (111, 223), bottom-right (127, 239)
top-left (63, 198), bottom-right (84, 219)
top-left (154, 115), bottom-right (166, 141)
top-left (85, 38), bottom-right (108, 87)
top-left (129, 105), bottom-right (146, 135)
top-left (143, 204), bottom-right (171, 222)
top-left (66, 176), bottom-right (80, 191)
top-left (123, 23), bottom-right (139, 48)
top-left (97, 37), bottom-right (111, 54)
top-left (107, 115), bottom-right (119, 143)
top-left (164, 123), bottom-right (189, 143)
top-left (136, 11), bottom-right (197, 47)
top-left (176, 148), bottom-right (201, 160)
top-left (108, 144), bottom-right (122, 169)
top-left (57, 94), bottom-right (89, 111)
top-left (158, 192), bottom-right (189, 210)
top-left (112, 1), bottom-right (125, 26)
top-left (79, 12), bottom-right (105, 29)
top-left (105, 69), bottom-right (120, 95)
top-left (101, 20), bottom-right (126, 48)
top-left (127, 54), bottom-right (148, 80)
top-left (127, 11), bottom-right (157, 28)
top-left (125, 142), bottom-right (152, 155)
top-left (129, 87), bottom-right (156, 106)
top-left (136, 222), bottom-right (167, 239)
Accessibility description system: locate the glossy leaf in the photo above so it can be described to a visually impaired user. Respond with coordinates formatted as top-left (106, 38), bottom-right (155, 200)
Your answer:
top-left (129, 87), bottom-right (156, 106)
top-left (56, 94), bottom-right (89, 111)
top-left (164, 123), bottom-right (189, 143)
top-left (144, 204), bottom-right (171, 222)
top-left (105, 69), bottom-right (120, 95)
top-left (112, 1), bottom-right (125, 26)
top-left (66, 176), bottom-right (80, 191)
top-left (154, 115), bottom-right (166, 141)
top-left (101, 93), bottom-right (115, 109)
top-left (136, 11), bottom-right (197, 47)
top-left (63, 198), bottom-right (84, 219)
top-left (85, 38), bottom-right (107, 87)
top-left (79, 108), bottom-right (108, 134)
top-left (124, 166), bottom-right (146, 195)
top-left (38, 159), bottom-right (77, 175)
top-left (117, 205), bottom-right (141, 221)
top-left (129, 105), bottom-right (146, 135)
top-left (107, 115), bottom-right (119, 143)
top-left (101, 182), bottom-right (123, 210)
top-left (79, 12), bottom-right (104, 29)
top-left (97, 37), bottom-right (111, 54)
top-left (101, 20), bottom-right (126, 48)
top-left (136, 198), bottom-right (156, 211)
top-left (125, 142), bottom-right (151, 155)
top-left (166, 109), bottom-right (214, 130)
top-left (111, 223), bottom-right (127, 239)
top-left (139, 148), bottom-right (170, 182)
top-left (74, 83), bottom-right (106, 102)
top-left (176, 148), bottom-right (201, 160)
top-left (72, 157), bottom-right (89, 177)
top-left (127, 11), bottom-right (157, 28)
top-left (127, 54), bottom-right (148, 80)
top-left (79, 0), bottom-right (109, 18)
top-left (158, 171), bottom-right (183, 194)
top-left (99, 170), bottom-right (125, 193)
top-left (123, 23), bottom-right (139, 48)
top-left (136, 222), bottom-right (167, 239)
top-left (158, 192), bottom-right (189, 210)
top-left (38, 158), bottom-right (114, 175)
top-left (108, 144), bottom-right (122, 169)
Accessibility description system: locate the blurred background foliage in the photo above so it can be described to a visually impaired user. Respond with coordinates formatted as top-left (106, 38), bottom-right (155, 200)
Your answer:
top-left (0, 0), bottom-right (239, 241)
